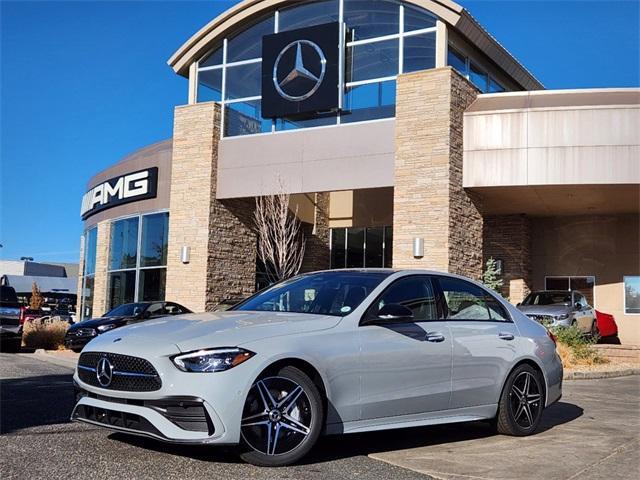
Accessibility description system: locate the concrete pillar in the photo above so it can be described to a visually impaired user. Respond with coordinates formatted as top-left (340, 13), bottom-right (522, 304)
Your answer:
top-left (92, 220), bottom-right (111, 317)
top-left (166, 102), bottom-right (256, 312)
top-left (300, 192), bottom-right (331, 273)
top-left (76, 234), bottom-right (85, 316)
top-left (483, 215), bottom-right (532, 303)
top-left (393, 67), bottom-right (482, 280)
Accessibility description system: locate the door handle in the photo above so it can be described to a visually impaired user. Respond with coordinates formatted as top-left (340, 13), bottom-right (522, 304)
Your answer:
top-left (498, 332), bottom-right (515, 341)
top-left (425, 332), bottom-right (445, 343)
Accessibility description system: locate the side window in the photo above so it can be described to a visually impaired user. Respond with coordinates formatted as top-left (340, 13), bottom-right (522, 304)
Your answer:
top-left (165, 303), bottom-right (185, 315)
top-left (147, 302), bottom-right (165, 317)
top-left (366, 276), bottom-right (438, 322)
top-left (436, 277), bottom-right (509, 322)
top-left (576, 293), bottom-right (588, 308)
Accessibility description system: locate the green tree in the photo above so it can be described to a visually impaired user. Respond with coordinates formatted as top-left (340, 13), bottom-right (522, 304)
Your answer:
top-left (483, 257), bottom-right (504, 294)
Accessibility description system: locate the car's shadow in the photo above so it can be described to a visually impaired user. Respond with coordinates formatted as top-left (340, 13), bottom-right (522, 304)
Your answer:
top-left (109, 401), bottom-right (583, 464)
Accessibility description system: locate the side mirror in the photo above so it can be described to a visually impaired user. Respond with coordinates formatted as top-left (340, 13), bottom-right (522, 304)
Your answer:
top-left (376, 304), bottom-right (414, 323)
top-left (516, 302), bottom-right (521, 307)
top-left (574, 302), bottom-right (582, 311)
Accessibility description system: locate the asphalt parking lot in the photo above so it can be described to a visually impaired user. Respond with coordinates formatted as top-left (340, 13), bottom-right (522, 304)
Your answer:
top-left (1, 353), bottom-right (638, 480)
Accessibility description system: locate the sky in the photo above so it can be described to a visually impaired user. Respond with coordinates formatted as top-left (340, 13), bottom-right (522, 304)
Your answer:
top-left (1, 0), bottom-right (638, 264)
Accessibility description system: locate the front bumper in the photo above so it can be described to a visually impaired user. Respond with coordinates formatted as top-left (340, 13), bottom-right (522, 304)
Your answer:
top-left (0, 325), bottom-right (22, 339)
top-left (65, 336), bottom-right (92, 350)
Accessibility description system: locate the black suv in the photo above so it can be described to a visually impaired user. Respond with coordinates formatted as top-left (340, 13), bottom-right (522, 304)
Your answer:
top-left (65, 301), bottom-right (191, 352)
top-left (0, 285), bottom-right (23, 352)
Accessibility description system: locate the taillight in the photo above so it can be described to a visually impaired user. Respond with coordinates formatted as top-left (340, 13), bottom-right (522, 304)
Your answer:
top-left (547, 328), bottom-right (557, 347)
top-left (19, 307), bottom-right (26, 325)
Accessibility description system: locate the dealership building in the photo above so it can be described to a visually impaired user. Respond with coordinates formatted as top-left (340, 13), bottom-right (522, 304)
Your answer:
top-left (77, 0), bottom-right (640, 344)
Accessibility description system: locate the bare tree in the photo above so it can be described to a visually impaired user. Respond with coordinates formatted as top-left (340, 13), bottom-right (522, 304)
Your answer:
top-left (254, 189), bottom-right (306, 283)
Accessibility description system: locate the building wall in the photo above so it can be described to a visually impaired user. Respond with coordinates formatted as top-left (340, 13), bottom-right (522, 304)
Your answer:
top-left (530, 214), bottom-right (640, 345)
top-left (91, 221), bottom-right (111, 317)
top-left (393, 67), bottom-right (482, 279)
top-left (483, 215), bottom-right (531, 303)
top-left (329, 188), bottom-right (394, 228)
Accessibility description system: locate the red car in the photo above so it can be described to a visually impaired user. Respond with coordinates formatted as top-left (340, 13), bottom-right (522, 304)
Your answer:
top-left (595, 310), bottom-right (618, 339)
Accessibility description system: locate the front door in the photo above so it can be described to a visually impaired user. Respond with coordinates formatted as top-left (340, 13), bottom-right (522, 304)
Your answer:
top-left (433, 275), bottom-right (519, 409)
top-left (359, 275), bottom-right (452, 420)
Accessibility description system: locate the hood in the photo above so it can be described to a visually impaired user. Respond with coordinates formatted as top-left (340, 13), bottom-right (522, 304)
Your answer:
top-left (68, 316), bottom-right (129, 330)
top-left (86, 311), bottom-right (342, 354)
top-left (517, 304), bottom-right (570, 316)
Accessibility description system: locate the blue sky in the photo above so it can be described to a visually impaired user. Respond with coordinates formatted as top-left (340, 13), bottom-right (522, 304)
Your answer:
top-left (1, 0), bottom-right (638, 264)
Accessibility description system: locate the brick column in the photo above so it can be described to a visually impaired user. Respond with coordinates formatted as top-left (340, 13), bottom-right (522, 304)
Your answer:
top-left (76, 234), bottom-right (85, 314)
top-left (484, 215), bottom-right (532, 303)
top-left (301, 192), bottom-right (331, 273)
top-left (393, 67), bottom-right (482, 279)
top-left (92, 220), bottom-right (111, 317)
top-left (166, 102), bottom-right (256, 312)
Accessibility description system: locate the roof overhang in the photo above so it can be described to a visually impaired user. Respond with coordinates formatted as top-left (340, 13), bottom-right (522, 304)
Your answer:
top-left (167, 0), bottom-right (542, 90)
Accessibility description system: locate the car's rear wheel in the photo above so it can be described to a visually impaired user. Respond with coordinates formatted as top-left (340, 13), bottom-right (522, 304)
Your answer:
top-left (495, 364), bottom-right (544, 436)
top-left (239, 366), bottom-right (323, 467)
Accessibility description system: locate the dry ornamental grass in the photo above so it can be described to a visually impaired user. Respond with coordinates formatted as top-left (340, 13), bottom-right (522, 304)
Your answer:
top-left (22, 318), bottom-right (69, 350)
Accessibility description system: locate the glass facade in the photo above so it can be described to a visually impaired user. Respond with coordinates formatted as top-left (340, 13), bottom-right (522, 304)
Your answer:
top-left (195, 0), bottom-right (438, 137)
top-left (331, 226), bottom-right (393, 268)
top-left (447, 44), bottom-right (505, 93)
top-left (80, 227), bottom-right (97, 320)
top-left (107, 212), bottom-right (169, 310)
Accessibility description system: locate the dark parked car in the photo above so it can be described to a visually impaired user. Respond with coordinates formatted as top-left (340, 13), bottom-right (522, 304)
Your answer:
top-left (0, 285), bottom-right (23, 352)
top-left (65, 301), bottom-right (191, 352)
top-left (517, 290), bottom-right (597, 336)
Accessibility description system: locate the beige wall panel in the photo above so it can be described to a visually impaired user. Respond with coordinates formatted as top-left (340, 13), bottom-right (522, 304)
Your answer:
top-left (530, 214), bottom-right (639, 345)
top-left (463, 112), bottom-right (527, 151)
top-left (217, 120), bottom-right (395, 198)
top-left (463, 148), bottom-right (528, 186)
top-left (527, 107), bottom-right (640, 148)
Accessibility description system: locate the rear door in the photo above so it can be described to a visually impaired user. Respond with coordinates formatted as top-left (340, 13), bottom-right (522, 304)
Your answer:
top-left (359, 275), bottom-right (452, 419)
top-left (434, 276), bottom-right (519, 409)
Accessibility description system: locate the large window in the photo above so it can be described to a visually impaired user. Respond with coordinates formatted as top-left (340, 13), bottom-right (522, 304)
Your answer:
top-left (107, 212), bottom-right (169, 310)
top-left (330, 226), bottom-right (393, 268)
top-left (447, 44), bottom-right (505, 93)
top-left (80, 227), bottom-right (97, 320)
top-left (196, 0), bottom-right (438, 137)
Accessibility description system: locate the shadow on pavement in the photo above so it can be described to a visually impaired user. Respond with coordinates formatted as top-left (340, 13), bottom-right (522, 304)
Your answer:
top-left (109, 401), bottom-right (583, 465)
top-left (0, 373), bottom-right (75, 434)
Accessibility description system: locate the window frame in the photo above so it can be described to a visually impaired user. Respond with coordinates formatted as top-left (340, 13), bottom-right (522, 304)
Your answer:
top-left (79, 226), bottom-right (98, 321)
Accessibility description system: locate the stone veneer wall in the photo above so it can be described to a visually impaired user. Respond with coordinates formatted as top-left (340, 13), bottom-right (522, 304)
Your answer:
top-left (91, 220), bottom-right (111, 317)
top-left (393, 67), bottom-right (482, 279)
top-left (166, 102), bottom-right (256, 312)
top-left (300, 192), bottom-right (331, 273)
top-left (76, 234), bottom-right (85, 315)
top-left (483, 215), bottom-right (532, 303)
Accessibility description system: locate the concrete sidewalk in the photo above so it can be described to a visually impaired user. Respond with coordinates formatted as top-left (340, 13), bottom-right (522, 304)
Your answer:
top-left (369, 375), bottom-right (640, 480)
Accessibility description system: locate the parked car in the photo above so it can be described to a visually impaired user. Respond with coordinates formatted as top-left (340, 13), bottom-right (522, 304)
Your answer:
top-left (71, 270), bottom-right (563, 467)
top-left (517, 290), bottom-right (597, 336)
top-left (21, 308), bottom-right (44, 323)
top-left (65, 301), bottom-right (192, 352)
top-left (595, 310), bottom-right (619, 339)
top-left (0, 286), bottom-right (23, 352)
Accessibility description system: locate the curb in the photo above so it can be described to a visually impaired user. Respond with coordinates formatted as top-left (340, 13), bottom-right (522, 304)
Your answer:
top-left (28, 349), bottom-right (78, 370)
top-left (563, 368), bottom-right (640, 380)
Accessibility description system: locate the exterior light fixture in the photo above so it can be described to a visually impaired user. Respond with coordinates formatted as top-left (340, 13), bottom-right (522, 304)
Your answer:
top-left (413, 238), bottom-right (424, 259)
top-left (180, 246), bottom-right (191, 264)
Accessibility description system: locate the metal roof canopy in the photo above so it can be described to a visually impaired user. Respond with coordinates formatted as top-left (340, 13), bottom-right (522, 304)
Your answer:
top-left (1, 275), bottom-right (78, 295)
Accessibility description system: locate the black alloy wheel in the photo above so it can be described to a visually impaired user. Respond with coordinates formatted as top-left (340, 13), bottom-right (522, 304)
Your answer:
top-left (495, 364), bottom-right (544, 436)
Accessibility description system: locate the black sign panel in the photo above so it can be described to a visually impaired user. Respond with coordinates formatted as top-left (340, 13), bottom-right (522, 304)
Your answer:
top-left (261, 22), bottom-right (340, 119)
top-left (81, 167), bottom-right (158, 220)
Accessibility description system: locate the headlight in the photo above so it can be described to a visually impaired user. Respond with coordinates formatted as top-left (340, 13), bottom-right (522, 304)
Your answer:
top-left (554, 314), bottom-right (569, 320)
top-left (172, 348), bottom-right (255, 373)
top-left (97, 324), bottom-right (117, 332)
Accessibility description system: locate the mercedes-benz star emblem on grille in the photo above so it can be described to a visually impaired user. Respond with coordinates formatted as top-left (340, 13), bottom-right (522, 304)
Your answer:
top-left (96, 356), bottom-right (114, 387)
top-left (273, 40), bottom-right (326, 102)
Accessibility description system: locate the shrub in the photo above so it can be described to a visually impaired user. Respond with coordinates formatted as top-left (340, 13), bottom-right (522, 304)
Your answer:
top-left (22, 317), bottom-right (68, 350)
top-left (550, 325), bottom-right (606, 367)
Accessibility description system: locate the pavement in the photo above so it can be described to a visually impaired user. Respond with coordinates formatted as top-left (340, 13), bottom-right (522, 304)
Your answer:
top-left (1, 352), bottom-right (639, 480)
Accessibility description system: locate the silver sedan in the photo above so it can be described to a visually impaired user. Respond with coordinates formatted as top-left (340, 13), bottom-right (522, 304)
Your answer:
top-left (71, 269), bottom-right (563, 466)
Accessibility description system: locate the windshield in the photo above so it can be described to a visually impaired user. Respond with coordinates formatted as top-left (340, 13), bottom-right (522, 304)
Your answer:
top-left (232, 271), bottom-right (391, 316)
top-left (104, 303), bottom-right (147, 317)
top-left (522, 292), bottom-right (571, 306)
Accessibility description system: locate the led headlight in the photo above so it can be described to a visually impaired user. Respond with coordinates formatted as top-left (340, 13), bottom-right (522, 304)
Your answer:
top-left (172, 348), bottom-right (255, 373)
top-left (97, 324), bottom-right (117, 332)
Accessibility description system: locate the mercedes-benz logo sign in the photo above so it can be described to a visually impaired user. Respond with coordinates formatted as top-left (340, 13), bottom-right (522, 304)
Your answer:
top-left (273, 40), bottom-right (326, 102)
top-left (96, 356), bottom-right (114, 387)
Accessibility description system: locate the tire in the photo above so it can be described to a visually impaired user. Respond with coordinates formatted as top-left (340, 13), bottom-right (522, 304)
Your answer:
top-left (495, 364), bottom-right (544, 436)
top-left (72, 348), bottom-right (83, 353)
top-left (239, 365), bottom-right (323, 467)
top-left (590, 321), bottom-right (600, 340)
top-left (0, 338), bottom-right (22, 353)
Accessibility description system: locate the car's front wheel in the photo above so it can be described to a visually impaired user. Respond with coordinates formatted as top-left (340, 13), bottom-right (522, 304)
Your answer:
top-left (239, 366), bottom-right (323, 467)
top-left (495, 364), bottom-right (544, 436)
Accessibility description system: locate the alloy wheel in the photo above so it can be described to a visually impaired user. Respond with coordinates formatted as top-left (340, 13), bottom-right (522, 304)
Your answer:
top-left (508, 371), bottom-right (542, 429)
top-left (241, 376), bottom-right (312, 456)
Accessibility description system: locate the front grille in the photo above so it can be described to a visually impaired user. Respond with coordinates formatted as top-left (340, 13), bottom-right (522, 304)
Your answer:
top-left (74, 328), bottom-right (97, 337)
top-left (527, 314), bottom-right (554, 325)
top-left (78, 352), bottom-right (162, 392)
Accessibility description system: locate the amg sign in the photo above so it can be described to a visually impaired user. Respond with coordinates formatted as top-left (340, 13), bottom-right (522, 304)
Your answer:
top-left (80, 168), bottom-right (158, 220)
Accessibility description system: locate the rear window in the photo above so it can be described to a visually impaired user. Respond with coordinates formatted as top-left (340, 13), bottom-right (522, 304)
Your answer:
top-left (0, 286), bottom-right (19, 303)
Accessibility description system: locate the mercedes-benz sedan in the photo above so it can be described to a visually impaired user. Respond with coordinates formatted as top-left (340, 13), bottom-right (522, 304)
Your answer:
top-left (71, 270), bottom-right (562, 466)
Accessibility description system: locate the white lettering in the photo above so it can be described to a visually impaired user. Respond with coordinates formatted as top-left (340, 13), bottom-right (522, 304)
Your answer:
top-left (123, 171), bottom-right (149, 198)
top-left (80, 169), bottom-right (155, 218)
